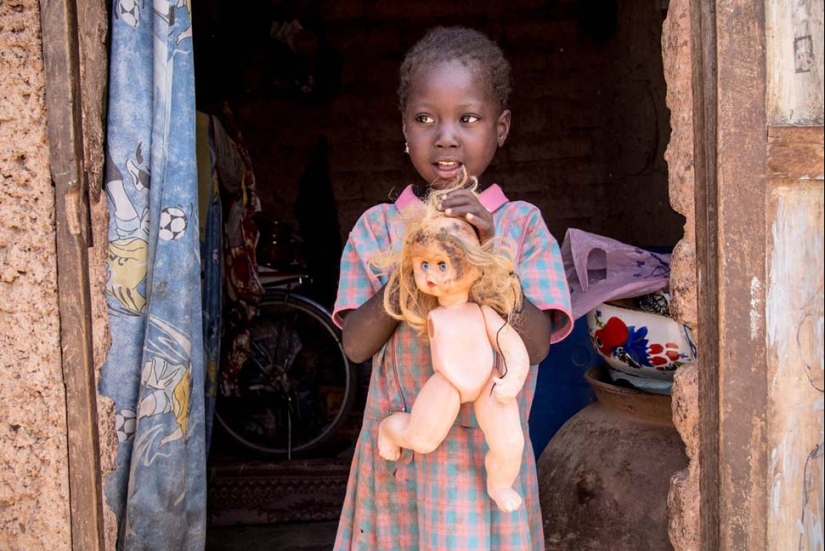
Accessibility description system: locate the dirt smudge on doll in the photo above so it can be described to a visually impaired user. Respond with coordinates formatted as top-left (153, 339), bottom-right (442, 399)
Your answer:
top-left (411, 232), bottom-right (434, 246)
top-left (436, 239), bottom-right (465, 281)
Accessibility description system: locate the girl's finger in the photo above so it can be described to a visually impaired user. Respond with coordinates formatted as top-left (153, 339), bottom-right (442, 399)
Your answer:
top-left (465, 212), bottom-right (490, 226)
top-left (439, 191), bottom-right (495, 242)
top-left (439, 191), bottom-right (480, 209)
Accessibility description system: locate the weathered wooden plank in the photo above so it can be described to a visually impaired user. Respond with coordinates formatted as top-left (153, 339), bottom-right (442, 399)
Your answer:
top-left (689, 0), bottom-right (720, 548)
top-left (768, 125), bottom-right (825, 145)
top-left (766, 0), bottom-right (824, 125)
top-left (38, 0), bottom-right (105, 549)
top-left (714, 0), bottom-right (769, 546)
top-left (76, 0), bottom-right (108, 203)
top-left (693, 0), bottom-right (772, 549)
top-left (766, 181), bottom-right (824, 551)
top-left (767, 125), bottom-right (825, 180)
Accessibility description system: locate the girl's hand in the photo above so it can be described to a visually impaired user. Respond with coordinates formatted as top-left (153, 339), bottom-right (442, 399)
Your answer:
top-left (438, 189), bottom-right (495, 243)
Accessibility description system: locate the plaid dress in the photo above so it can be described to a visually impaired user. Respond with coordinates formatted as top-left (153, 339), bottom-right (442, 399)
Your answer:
top-left (332, 184), bottom-right (573, 551)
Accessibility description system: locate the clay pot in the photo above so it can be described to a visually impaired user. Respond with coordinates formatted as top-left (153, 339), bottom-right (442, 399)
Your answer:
top-left (537, 366), bottom-right (688, 551)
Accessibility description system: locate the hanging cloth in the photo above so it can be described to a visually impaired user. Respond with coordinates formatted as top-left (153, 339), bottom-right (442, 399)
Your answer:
top-left (560, 228), bottom-right (671, 321)
top-left (209, 109), bottom-right (264, 398)
top-left (100, 1), bottom-right (207, 549)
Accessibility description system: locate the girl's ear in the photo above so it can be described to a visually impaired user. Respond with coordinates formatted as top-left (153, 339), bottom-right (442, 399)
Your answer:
top-left (402, 116), bottom-right (408, 142)
top-left (497, 109), bottom-right (512, 147)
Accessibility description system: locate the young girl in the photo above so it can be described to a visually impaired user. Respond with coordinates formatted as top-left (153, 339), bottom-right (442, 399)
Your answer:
top-left (376, 178), bottom-right (531, 514)
top-left (333, 26), bottom-right (573, 550)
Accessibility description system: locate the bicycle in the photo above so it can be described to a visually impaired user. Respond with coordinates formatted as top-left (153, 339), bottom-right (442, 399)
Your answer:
top-left (214, 271), bottom-right (356, 458)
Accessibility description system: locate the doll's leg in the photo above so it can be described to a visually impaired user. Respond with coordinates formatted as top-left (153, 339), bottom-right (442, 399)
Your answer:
top-left (474, 378), bottom-right (524, 512)
top-left (377, 372), bottom-right (461, 460)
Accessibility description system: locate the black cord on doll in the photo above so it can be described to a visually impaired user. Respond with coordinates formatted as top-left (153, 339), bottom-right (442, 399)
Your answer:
top-left (496, 322), bottom-right (509, 375)
top-left (490, 322), bottom-right (509, 397)
top-left (490, 275), bottom-right (521, 396)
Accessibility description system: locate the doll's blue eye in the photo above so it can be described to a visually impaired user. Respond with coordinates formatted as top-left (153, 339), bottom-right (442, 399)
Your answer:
top-left (438, 262), bottom-right (448, 272)
top-left (421, 261), bottom-right (430, 271)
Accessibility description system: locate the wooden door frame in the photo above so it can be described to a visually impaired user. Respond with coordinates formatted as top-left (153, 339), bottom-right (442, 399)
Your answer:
top-left (39, 0), bottom-right (106, 549)
top-left (689, 0), bottom-right (722, 543)
top-left (40, 0), bottom-right (781, 549)
top-left (691, 0), bottom-right (772, 548)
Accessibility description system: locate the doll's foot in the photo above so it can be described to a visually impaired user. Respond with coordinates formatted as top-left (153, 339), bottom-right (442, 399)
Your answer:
top-left (489, 487), bottom-right (523, 512)
top-left (377, 420), bottom-right (401, 461)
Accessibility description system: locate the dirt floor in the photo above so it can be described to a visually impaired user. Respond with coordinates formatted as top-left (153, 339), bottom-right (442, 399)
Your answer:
top-left (206, 520), bottom-right (338, 551)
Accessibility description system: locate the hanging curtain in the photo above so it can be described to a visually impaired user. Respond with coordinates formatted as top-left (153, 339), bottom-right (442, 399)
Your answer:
top-left (100, 0), bottom-right (207, 548)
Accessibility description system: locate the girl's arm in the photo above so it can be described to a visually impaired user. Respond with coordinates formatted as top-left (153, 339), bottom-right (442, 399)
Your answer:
top-left (340, 285), bottom-right (399, 364)
top-left (510, 297), bottom-right (552, 365)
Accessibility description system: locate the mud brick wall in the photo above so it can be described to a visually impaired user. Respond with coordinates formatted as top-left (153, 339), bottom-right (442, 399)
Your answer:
top-left (0, 0), bottom-right (72, 549)
top-left (196, 0), bottom-right (684, 264)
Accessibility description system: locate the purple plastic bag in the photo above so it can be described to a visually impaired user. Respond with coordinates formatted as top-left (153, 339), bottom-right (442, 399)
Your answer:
top-left (561, 228), bottom-right (671, 321)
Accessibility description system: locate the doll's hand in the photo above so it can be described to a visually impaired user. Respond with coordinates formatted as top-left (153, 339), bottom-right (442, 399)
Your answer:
top-left (491, 374), bottom-right (521, 404)
top-left (438, 189), bottom-right (495, 244)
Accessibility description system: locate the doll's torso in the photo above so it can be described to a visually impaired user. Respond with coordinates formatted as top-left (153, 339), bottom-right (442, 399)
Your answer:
top-left (428, 302), bottom-right (494, 403)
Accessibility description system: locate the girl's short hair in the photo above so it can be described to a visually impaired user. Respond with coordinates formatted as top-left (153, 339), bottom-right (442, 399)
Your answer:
top-left (398, 26), bottom-right (512, 113)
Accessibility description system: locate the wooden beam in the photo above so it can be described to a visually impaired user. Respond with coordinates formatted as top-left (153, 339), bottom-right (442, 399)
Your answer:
top-left (715, 0), bottom-right (769, 548)
top-left (38, 0), bottom-right (105, 549)
top-left (767, 125), bottom-right (825, 180)
top-left (689, 0), bottom-right (720, 548)
top-left (75, 0), bottom-right (108, 203)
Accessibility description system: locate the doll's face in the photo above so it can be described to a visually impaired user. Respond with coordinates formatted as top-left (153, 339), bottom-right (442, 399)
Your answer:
top-left (410, 217), bottom-right (479, 302)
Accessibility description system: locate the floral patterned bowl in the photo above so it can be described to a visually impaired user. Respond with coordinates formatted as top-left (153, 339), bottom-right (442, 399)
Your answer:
top-left (586, 301), bottom-right (697, 381)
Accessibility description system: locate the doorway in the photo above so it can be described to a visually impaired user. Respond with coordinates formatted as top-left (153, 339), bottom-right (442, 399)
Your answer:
top-left (191, 0), bottom-right (683, 547)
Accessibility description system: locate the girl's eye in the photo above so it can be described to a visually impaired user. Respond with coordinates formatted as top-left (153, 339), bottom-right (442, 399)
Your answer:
top-left (421, 261), bottom-right (430, 271)
top-left (438, 262), bottom-right (448, 272)
top-left (461, 114), bottom-right (480, 123)
top-left (415, 114), bottom-right (434, 124)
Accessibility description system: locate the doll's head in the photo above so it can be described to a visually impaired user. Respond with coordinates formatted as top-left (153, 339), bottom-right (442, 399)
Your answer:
top-left (408, 216), bottom-right (482, 306)
top-left (382, 178), bottom-right (523, 335)
top-left (398, 27), bottom-right (512, 189)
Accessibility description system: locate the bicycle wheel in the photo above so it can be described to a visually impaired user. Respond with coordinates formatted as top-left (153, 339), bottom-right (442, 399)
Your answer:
top-left (215, 290), bottom-right (356, 456)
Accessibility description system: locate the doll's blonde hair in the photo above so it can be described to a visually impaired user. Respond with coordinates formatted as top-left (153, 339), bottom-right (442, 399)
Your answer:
top-left (380, 175), bottom-right (523, 336)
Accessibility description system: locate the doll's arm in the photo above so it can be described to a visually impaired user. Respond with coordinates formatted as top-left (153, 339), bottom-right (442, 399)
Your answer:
top-left (341, 284), bottom-right (399, 363)
top-left (481, 305), bottom-right (530, 404)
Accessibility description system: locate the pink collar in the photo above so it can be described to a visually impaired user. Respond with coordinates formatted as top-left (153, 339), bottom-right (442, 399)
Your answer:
top-left (394, 184), bottom-right (509, 212)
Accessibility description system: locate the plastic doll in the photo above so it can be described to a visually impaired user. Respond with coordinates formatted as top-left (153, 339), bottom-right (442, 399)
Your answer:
top-left (377, 180), bottom-right (529, 512)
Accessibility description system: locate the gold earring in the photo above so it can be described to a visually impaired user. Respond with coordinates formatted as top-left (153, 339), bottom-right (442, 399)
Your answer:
top-left (404, 142), bottom-right (410, 154)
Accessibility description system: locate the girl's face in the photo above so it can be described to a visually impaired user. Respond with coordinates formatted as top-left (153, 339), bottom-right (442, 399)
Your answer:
top-left (403, 60), bottom-right (511, 189)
